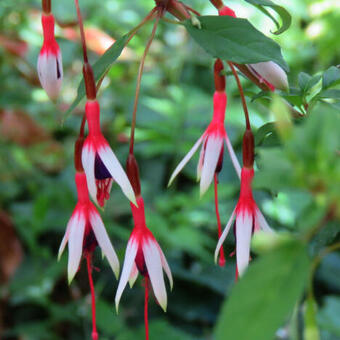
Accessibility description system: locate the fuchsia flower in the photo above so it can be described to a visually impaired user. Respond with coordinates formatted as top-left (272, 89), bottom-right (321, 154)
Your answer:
top-left (218, 5), bottom-right (288, 92)
top-left (215, 166), bottom-right (273, 277)
top-left (81, 100), bottom-right (136, 207)
top-left (58, 171), bottom-right (120, 283)
top-left (168, 90), bottom-right (241, 196)
top-left (115, 196), bottom-right (173, 312)
top-left (37, 13), bottom-right (63, 100)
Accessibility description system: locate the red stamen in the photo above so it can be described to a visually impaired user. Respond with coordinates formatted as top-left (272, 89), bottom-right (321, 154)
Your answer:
top-left (144, 276), bottom-right (149, 340)
top-left (214, 174), bottom-right (226, 267)
top-left (86, 255), bottom-right (98, 340)
top-left (96, 178), bottom-right (112, 207)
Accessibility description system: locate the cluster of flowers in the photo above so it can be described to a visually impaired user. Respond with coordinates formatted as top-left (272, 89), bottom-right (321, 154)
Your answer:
top-left (37, 0), bottom-right (288, 339)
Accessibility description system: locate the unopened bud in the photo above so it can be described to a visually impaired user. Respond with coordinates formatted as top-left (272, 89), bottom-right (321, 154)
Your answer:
top-left (242, 128), bottom-right (254, 168)
top-left (126, 153), bottom-right (141, 197)
top-left (83, 62), bottom-right (96, 100)
top-left (248, 61), bottom-right (289, 92)
top-left (214, 59), bottom-right (225, 92)
top-left (37, 14), bottom-right (63, 101)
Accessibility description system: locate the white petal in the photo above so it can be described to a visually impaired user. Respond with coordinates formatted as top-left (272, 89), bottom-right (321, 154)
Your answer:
top-left (214, 208), bottom-right (236, 263)
top-left (200, 135), bottom-right (223, 196)
top-left (115, 238), bottom-right (138, 312)
top-left (168, 135), bottom-right (204, 186)
top-left (37, 51), bottom-right (63, 100)
top-left (196, 136), bottom-right (207, 181)
top-left (58, 210), bottom-right (78, 261)
top-left (82, 144), bottom-right (98, 206)
top-left (235, 211), bottom-right (253, 277)
top-left (249, 61), bottom-right (288, 91)
top-left (157, 245), bottom-right (173, 290)
top-left (143, 239), bottom-right (167, 312)
top-left (128, 263), bottom-right (139, 288)
top-left (225, 135), bottom-right (241, 179)
top-left (89, 209), bottom-right (120, 279)
top-left (256, 208), bottom-right (274, 233)
top-left (98, 146), bottom-right (136, 205)
top-left (67, 212), bottom-right (86, 284)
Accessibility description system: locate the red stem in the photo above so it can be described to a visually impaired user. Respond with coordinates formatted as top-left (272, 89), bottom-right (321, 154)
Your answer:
top-left (86, 255), bottom-right (98, 340)
top-left (144, 277), bottom-right (149, 340)
top-left (228, 62), bottom-right (251, 130)
top-left (214, 174), bottom-right (226, 267)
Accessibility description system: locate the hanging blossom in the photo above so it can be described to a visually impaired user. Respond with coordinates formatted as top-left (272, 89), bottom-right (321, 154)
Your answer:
top-left (218, 4), bottom-right (288, 92)
top-left (81, 98), bottom-right (136, 208)
top-left (37, 1), bottom-right (63, 100)
top-left (115, 155), bottom-right (173, 313)
top-left (168, 60), bottom-right (241, 196)
top-left (58, 171), bottom-right (120, 283)
top-left (215, 129), bottom-right (273, 278)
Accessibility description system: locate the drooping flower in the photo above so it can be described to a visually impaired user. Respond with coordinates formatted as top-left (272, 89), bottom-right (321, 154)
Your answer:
top-left (215, 131), bottom-right (273, 277)
top-left (81, 100), bottom-right (136, 207)
top-left (115, 196), bottom-right (173, 312)
top-left (168, 87), bottom-right (241, 196)
top-left (218, 4), bottom-right (288, 92)
top-left (37, 13), bottom-right (63, 100)
top-left (58, 171), bottom-right (120, 283)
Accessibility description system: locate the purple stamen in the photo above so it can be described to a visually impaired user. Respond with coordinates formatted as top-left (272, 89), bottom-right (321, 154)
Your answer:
top-left (95, 154), bottom-right (111, 180)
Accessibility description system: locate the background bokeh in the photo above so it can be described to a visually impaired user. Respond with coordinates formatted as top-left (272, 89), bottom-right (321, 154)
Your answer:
top-left (0, 0), bottom-right (339, 339)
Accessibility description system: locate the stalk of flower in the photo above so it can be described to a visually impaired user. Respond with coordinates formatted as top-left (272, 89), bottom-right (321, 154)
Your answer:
top-left (168, 59), bottom-right (241, 197)
top-left (37, 0), bottom-right (63, 100)
top-left (210, 0), bottom-right (289, 92)
top-left (58, 119), bottom-right (120, 340)
top-left (115, 10), bottom-right (172, 339)
top-left (215, 63), bottom-right (273, 279)
top-left (115, 154), bottom-right (173, 339)
top-left (73, 0), bottom-right (136, 208)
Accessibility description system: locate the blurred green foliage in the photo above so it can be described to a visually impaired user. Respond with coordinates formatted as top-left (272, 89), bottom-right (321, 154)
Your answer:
top-left (0, 0), bottom-right (339, 339)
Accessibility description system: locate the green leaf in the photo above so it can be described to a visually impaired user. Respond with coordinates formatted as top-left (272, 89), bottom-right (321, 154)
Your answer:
top-left (63, 33), bottom-right (130, 120)
top-left (322, 66), bottom-right (340, 89)
top-left (245, 0), bottom-right (292, 35)
top-left (255, 122), bottom-right (276, 145)
top-left (184, 16), bottom-right (288, 71)
top-left (215, 241), bottom-right (310, 340)
top-left (318, 89), bottom-right (340, 99)
top-left (298, 72), bottom-right (321, 93)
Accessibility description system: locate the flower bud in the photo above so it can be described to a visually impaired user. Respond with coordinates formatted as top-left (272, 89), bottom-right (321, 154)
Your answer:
top-left (248, 61), bottom-right (289, 92)
top-left (37, 14), bottom-right (63, 100)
